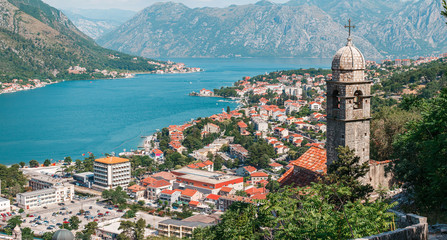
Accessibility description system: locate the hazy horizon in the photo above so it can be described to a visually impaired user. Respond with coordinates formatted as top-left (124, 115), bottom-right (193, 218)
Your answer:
top-left (42, 0), bottom-right (290, 11)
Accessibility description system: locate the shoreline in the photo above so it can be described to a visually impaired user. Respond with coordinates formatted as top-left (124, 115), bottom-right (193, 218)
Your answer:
top-left (0, 68), bottom-right (202, 96)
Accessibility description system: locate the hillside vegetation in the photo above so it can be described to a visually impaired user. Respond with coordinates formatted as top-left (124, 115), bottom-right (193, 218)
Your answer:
top-left (0, 0), bottom-right (163, 82)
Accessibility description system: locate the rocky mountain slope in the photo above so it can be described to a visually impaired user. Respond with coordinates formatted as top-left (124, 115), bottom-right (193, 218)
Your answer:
top-left (0, 0), bottom-right (161, 82)
top-left (63, 9), bottom-right (136, 39)
top-left (97, 0), bottom-right (447, 59)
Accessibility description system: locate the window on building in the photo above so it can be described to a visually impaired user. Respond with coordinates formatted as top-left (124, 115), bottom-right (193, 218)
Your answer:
top-left (354, 90), bottom-right (363, 109)
top-left (332, 90), bottom-right (340, 109)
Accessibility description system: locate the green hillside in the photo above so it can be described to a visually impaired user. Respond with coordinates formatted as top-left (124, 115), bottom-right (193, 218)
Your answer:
top-left (0, 0), bottom-right (164, 83)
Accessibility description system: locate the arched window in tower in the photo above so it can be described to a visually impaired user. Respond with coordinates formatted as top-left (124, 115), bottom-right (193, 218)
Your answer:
top-left (332, 90), bottom-right (340, 109)
top-left (354, 90), bottom-right (363, 109)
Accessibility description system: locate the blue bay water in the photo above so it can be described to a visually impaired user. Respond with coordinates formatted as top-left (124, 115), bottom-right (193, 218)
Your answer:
top-left (0, 58), bottom-right (331, 164)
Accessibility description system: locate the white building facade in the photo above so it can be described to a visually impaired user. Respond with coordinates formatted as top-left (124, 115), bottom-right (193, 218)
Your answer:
top-left (93, 157), bottom-right (131, 191)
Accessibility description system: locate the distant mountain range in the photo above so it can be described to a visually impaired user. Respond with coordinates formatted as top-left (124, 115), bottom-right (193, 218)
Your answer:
top-left (62, 9), bottom-right (136, 39)
top-left (0, 0), bottom-right (162, 82)
top-left (94, 0), bottom-right (447, 59)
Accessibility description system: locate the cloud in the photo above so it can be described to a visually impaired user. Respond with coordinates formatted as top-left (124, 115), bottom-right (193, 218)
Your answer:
top-left (42, 0), bottom-right (289, 11)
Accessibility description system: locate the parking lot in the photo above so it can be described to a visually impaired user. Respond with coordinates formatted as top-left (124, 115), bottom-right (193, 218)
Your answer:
top-left (19, 198), bottom-right (124, 236)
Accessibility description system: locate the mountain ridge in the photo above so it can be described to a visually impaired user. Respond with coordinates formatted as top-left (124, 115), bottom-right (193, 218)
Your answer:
top-left (0, 0), bottom-right (164, 82)
top-left (97, 0), bottom-right (447, 59)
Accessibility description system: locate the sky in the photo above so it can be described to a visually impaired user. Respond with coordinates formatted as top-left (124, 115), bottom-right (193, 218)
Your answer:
top-left (42, 0), bottom-right (290, 11)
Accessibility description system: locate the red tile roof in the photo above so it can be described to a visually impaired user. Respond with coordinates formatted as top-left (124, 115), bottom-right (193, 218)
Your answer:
top-left (141, 176), bottom-right (157, 186)
top-left (203, 160), bottom-right (214, 166)
top-left (161, 189), bottom-right (175, 195)
top-left (206, 194), bottom-right (221, 201)
top-left (269, 162), bottom-right (282, 167)
top-left (251, 172), bottom-right (268, 177)
top-left (245, 187), bottom-right (266, 196)
top-left (147, 179), bottom-right (170, 188)
top-left (220, 187), bottom-right (232, 193)
top-left (243, 166), bottom-right (257, 173)
top-left (182, 189), bottom-right (198, 197)
top-left (189, 201), bottom-right (200, 206)
top-left (251, 193), bottom-right (267, 200)
top-left (151, 171), bottom-right (176, 181)
top-left (289, 147), bottom-right (327, 173)
top-left (152, 149), bottom-right (163, 155)
top-left (238, 121), bottom-right (248, 128)
top-left (128, 185), bottom-right (145, 192)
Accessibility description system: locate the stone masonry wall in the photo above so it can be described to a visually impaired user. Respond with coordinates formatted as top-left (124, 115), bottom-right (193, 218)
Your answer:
top-left (355, 210), bottom-right (428, 240)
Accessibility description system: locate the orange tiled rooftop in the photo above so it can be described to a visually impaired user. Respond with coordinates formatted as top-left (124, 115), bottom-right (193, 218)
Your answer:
top-left (95, 156), bottom-right (129, 164)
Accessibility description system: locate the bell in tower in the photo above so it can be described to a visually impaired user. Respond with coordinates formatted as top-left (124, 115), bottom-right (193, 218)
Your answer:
top-left (326, 19), bottom-right (372, 166)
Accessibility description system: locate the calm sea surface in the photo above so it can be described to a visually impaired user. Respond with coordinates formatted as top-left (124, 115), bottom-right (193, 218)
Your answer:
top-left (0, 58), bottom-right (331, 164)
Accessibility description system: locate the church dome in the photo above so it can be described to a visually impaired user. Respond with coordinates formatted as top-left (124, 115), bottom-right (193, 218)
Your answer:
top-left (332, 38), bottom-right (365, 71)
top-left (52, 229), bottom-right (75, 240)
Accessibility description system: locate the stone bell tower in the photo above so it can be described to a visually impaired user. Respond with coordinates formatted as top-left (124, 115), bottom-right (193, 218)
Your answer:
top-left (326, 20), bottom-right (372, 166)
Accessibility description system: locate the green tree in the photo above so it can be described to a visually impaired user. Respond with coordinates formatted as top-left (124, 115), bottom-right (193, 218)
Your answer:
top-left (7, 216), bottom-right (22, 228)
top-left (135, 218), bottom-right (146, 240)
top-left (265, 176), bottom-right (279, 192)
top-left (64, 156), bottom-right (73, 165)
top-left (371, 105), bottom-right (421, 161)
top-left (226, 106), bottom-right (231, 113)
top-left (29, 159), bottom-right (39, 168)
top-left (42, 232), bottom-right (54, 240)
top-left (123, 210), bottom-right (136, 219)
top-left (118, 220), bottom-right (135, 239)
top-left (19, 162), bottom-right (25, 168)
top-left (83, 221), bottom-right (98, 236)
top-left (327, 146), bottom-right (373, 201)
top-left (70, 216), bottom-right (81, 230)
top-left (43, 159), bottom-right (51, 166)
top-left (102, 186), bottom-right (128, 205)
top-left (21, 227), bottom-right (34, 240)
top-left (194, 184), bottom-right (396, 240)
top-left (392, 89), bottom-right (447, 212)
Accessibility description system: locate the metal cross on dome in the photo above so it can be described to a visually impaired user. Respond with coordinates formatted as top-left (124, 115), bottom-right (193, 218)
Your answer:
top-left (344, 19), bottom-right (355, 37)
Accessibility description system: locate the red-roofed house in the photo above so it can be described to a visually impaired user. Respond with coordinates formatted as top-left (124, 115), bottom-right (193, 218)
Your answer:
top-left (229, 144), bottom-right (249, 161)
top-left (180, 189), bottom-right (201, 203)
top-left (278, 147), bottom-right (327, 187)
top-left (200, 88), bottom-right (214, 96)
top-left (203, 123), bottom-right (220, 135)
top-left (150, 149), bottom-right (164, 161)
top-left (236, 166), bottom-right (257, 176)
top-left (127, 185), bottom-right (146, 200)
top-left (218, 187), bottom-right (234, 196)
top-left (309, 101), bottom-right (322, 111)
top-left (274, 127), bottom-right (289, 138)
top-left (151, 171), bottom-right (177, 184)
top-left (205, 194), bottom-right (221, 206)
top-left (141, 176), bottom-right (157, 186)
top-left (245, 187), bottom-right (266, 197)
top-left (159, 189), bottom-right (181, 205)
top-left (251, 193), bottom-right (267, 200)
top-left (250, 172), bottom-right (268, 184)
top-left (238, 121), bottom-right (250, 135)
top-left (169, 141), bottom-right (186, 153)
top-left (147, 179), bottom-right (172, 200)
top-left (269, 162), bottom-right (283, 172)
top-left (259, 97), bottom-right (268, 105)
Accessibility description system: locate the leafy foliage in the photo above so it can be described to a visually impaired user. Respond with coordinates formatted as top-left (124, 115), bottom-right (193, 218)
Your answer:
top-left (327, 147), bottom-right (373, 202)
top-left (102, 186), bottom-right (128, 205)
top-left (370, 104), bottom-right (421, 161)
top-left (0, 0), bottom-right (164, 82)
top-left (392, 88), bottom-right (447, 212)
top-left (194, 184), bottom-right (395, 240)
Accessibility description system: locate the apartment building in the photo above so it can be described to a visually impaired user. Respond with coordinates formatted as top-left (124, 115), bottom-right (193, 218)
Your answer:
top-left (0, 197), bottom-right (10, 214)
top-left (92, 157), bottom-right (131, 191)
top-left (17, 184), bottom-right (74, 210)
top-left (158, 219), bottom-right (213, 239)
